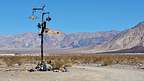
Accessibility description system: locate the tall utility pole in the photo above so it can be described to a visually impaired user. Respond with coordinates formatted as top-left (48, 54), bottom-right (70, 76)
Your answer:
top-left (30, 4), bottom-right (51, 63)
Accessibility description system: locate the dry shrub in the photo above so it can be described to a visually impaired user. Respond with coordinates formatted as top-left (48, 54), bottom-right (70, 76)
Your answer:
top-left (1, 56), bottom-right (21, 67)
top-left (0, 54), bottom-right (144, 67)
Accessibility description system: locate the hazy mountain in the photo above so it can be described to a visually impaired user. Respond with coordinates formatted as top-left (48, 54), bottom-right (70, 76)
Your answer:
top-left (101, 21), bottom-right (144, 52)
top-left (1, 21), bottom-right (144, 54)
top-left (0, 31), bottom-right (119, 50)
top-left (60, 31), bottom-right (119, 48)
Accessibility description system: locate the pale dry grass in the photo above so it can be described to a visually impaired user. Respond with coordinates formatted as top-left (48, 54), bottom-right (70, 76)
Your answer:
top-left (0, 54), bottom-right (144, 67)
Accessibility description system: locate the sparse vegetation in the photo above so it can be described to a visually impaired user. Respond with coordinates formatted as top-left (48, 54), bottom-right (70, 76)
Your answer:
top-left (0, 54), bottom-right (144, 67)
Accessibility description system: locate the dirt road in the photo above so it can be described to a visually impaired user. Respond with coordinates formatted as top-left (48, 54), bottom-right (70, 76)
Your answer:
top-left (0, 65), bottom-right (144, 81)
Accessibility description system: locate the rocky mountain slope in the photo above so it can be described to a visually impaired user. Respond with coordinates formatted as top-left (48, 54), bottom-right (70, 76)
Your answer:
top-left (101, 21), bottom-right (144, 52)
top-left (0, 31), bottom-right (119, 50)
top-left (1, 21), bottom-right (144, 54)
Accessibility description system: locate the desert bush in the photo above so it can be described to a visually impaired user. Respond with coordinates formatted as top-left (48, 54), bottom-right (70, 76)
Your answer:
top-left (1, 56), bottom-right (21, 67)
top-left (0, 54), bottom-right (144, 67)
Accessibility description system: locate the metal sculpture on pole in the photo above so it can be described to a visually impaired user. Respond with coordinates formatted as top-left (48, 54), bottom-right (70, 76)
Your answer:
top-left (29, 1), bottom-right (64, 72)
top-left (29, 4), bottom-right (51, 64)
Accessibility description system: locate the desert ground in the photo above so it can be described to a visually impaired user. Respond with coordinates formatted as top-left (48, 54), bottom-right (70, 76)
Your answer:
top-left (0, 64), bottom-right (143, 81)
top-left (0, 54), bottom-right (144, 81)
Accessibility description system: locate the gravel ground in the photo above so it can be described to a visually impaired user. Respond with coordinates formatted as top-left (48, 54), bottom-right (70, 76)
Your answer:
top-left (0, 64), bottom-right (144, 81)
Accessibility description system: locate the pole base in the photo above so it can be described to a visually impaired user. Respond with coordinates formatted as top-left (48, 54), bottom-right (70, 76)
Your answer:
top-left (35, 61), bottom-right (53, 71)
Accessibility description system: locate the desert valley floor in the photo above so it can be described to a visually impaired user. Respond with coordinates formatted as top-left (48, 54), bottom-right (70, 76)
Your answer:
top-left (0, 64), bottom-right (144, 81)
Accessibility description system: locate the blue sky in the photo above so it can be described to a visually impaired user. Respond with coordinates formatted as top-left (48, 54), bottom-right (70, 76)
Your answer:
top-left (0, 0), bottom-right (144, 34)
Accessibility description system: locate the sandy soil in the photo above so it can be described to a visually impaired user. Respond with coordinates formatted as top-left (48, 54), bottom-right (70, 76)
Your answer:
top-left (0, 65), bottom-right (144, 81)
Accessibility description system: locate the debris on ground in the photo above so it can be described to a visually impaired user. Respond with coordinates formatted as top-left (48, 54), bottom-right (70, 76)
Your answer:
top-left (28, 61), bottom-right (68, 72)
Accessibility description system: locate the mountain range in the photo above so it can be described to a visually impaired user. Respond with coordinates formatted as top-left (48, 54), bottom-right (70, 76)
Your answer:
top-left (0, 31), bottom-right (119, 49)
top-left (0, 21), bottom-right (144, 54)
top-left (103, 21), bottom-right (144, 52)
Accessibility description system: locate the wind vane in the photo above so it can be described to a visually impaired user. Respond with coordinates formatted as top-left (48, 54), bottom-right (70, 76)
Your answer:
top-left (29, 0), bottom-right (65, 72)
top-left (29, 1), bottom-right (52, 64)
